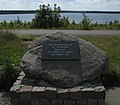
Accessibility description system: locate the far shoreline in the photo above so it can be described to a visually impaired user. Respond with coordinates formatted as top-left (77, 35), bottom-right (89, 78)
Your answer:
top-left (1, 10), bottom-right (120, 15)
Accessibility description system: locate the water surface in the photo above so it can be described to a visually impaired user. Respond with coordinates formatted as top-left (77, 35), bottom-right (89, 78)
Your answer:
top-left (0, 13), bottom-right (120, 24)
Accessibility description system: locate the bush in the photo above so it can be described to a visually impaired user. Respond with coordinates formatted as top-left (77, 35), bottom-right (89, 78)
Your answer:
top-left (80, 13), bottom-right (92, 30)
top-left (0, 59), bottom-right (20, 91)
top-left (32, 4), bottom-right (63, 28)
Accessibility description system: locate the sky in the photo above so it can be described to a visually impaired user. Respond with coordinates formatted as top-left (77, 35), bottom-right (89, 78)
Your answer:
top-left (0, 0), bottom-right (120, 11)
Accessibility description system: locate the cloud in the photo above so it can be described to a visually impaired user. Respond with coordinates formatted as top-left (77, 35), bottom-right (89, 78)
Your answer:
top-left (99, 0), bottom-right (120, 10)
top-left (0, 0), bottom-right (41, 10)
top-left (0, 0), bottom-right (120, 10)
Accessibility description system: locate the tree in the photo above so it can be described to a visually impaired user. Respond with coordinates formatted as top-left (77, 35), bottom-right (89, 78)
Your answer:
top-left (52, 4), bottom-right (61, 27)
top-left (8, 20), bottom-right (14, 29)
top-left (81, 13), bottom-right (92, 30)
top-left (61, 16), bottom-right (70, 29)
top-left (32, 4), bottom-right (62, 28)
top-left (3, 20), bottom-right (7, 30)
top-left (72, 20), bottom-right (76, 28)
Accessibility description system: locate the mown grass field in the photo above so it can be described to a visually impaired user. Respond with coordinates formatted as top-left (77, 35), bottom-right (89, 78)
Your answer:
top-left (0, 33), bottom-right (120, 90)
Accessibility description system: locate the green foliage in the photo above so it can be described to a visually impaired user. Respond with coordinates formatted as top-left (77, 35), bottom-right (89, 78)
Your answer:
top-left (0, 17), bottom-right (31, 30)
top-left (0, 31), bottom-right (28, 91)
top-left (107, 20), bottom-right (120, 29)
top-left (80, 13), bottom-right (92, 30)
top-left (31, 4), bottom-right (63, 28)
top-left (0, 35), bottom-right (27, 66)
top-left (61, 16), bottom-right (70, 29)
top-left (0, 59), bottom-right (19, 91)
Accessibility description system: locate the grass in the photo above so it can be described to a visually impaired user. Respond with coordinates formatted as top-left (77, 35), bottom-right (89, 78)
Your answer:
top-left (0, 31), bottom-right (28, 91)
top-left (0, 33), bottom-right (28, 66)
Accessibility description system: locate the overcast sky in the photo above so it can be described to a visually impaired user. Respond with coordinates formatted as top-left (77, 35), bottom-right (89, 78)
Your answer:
top-left (0, 0), bottom-right (120, 11)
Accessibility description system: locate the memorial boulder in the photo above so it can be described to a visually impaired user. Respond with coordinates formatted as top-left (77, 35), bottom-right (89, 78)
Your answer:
top-left (20, 32), bottom-right (108, 88)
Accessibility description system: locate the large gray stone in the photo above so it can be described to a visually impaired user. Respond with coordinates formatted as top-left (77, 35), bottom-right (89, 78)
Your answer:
top-left (21, 32), bottom-right (108, 88)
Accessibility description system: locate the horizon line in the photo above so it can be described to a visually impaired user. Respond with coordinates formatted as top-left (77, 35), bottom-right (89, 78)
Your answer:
top-left (1, 10), bottom-right (120, 14)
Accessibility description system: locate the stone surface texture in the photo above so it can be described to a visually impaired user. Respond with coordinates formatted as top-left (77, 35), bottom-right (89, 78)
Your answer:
top-left (20, 32), bottom-right (108, 88)
top-left (10, 71), bottom-right (105, 105)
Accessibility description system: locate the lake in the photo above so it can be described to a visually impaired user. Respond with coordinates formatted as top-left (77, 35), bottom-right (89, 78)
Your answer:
top-left (0, 13), bottom-right (120, 24)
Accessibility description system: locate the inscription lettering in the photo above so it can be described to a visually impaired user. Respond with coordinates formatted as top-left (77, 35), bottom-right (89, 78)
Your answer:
top-left (42, 41), bottom-right (80, 60)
